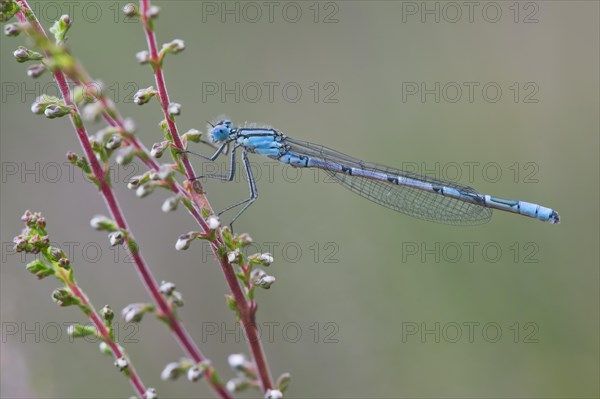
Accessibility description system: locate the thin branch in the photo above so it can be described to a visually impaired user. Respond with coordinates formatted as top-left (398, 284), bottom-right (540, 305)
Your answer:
top-left (139, 0), bottom-right (274, 391)
top-left (67, 283), bottom-right (147, 396)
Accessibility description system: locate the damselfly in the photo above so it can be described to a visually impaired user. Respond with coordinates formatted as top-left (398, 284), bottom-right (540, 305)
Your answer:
top-left (186, 120), bottom-right (560, 227)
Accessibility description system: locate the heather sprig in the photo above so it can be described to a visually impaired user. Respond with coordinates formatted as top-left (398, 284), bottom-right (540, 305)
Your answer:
top-left (12, 211), bottom-right (151, 397)
top-left (4, 0), bottom-right (287, 396)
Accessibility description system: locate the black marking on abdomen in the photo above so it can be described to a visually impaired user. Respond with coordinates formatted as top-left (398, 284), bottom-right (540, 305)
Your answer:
top-left (387, 176), bottom-right (399, 184)
top-left (341, 166), bottom-right (352, 175)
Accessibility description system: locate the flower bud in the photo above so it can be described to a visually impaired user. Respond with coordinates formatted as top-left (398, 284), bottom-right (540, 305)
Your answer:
top-left (159, 280), bottom-right (176, 295)
top-left (265, 389), bottom-right (283, 399)
top-left (67, 323), bottom-right (98, 338)
top-left (136, 50), bottom-right (150, 64)
top-left (227, 353), bottom-right (250, 372)
top-left (101, 305), bottom-right (114, 323)
top-left (227, 248), bottom-right (241, 264)
top-left (121, 303), bottom-right (152, 323)
top-left (136, 183), bottom-right (155, 198)
top-left (182, 128), bottom-right (202, 143)
top-left (249, 252), bottom-right (274, 266)
top-left (162, 39), bottom-right (184, 54)
top-left (123, 3), bottom-right (138, 18)
top-left (187, 365), bottom-right (204, 382)
top-left (105, 135), bottom-right (122, 150)
top-left (150, 141), bottom-right (169, 158)
top-left (27, 63), bottom-right (46, 78)
top-left (175, 232), bottom-right (197, 251)
top-left (108, 231), bottom-right (125, 247)
top-left (226, 377), bottom-right (250, 393)
top-left (4, 23), bottom-right (20, 37)
top-left (206, 215), bottom-right (220, 230)
top-left (147, 5), bottom-right (160, 18)
top-left (44, 103), bottom-right (72, 119)
top-left (161, 362), bottom-right (183, 381)
top-left (161, 196), bottom-right (179, 212)
top-left (90, 215), bottom-right (117, 231)
top-left (13, 46), bottom-right (42, 63)
top-left (251, 269), bottom-right (276, 289)
top-left (52, 287), bottom-right (79, 307)
top-left (168, 102), bottom-right (181, 116)
top-left (114, 357), bottom-right (129, 371)
top-left (133, 86), bottom-right (156, 105)
top-left (170, 291), bottom-right (184, 307)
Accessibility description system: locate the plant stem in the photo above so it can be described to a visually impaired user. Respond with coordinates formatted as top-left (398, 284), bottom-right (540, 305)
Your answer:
top-left (67, 282), bottom-right (147, 397)
top-left (15, 2), bottom-right (231, 398)
top-left (139, 0), bottom-right (274, 391)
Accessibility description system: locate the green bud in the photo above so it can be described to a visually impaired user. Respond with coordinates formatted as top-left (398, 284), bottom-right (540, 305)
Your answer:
top-left (0, 0), bottom-right (21, 22)
top-left (225, 294), bottom-right (238, 312)
top-left (67, 323), bottom-right (98, 338)
top-left (182, 128), bottom-right (202, 143)
top-left (276, 372), bottom-right (291, 394)
top-left (49, 14), bottom-right (71, 42)
top-left (26, 259), bottom-right (54, 279)
top-left (52, 287), bottom-right (79, 307)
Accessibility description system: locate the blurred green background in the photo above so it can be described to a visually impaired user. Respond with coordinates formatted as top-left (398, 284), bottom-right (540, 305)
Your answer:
top-left (1, 1), bottom-right (598, 398)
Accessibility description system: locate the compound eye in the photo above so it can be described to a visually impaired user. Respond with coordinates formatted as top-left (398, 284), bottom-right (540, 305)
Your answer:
top-left (210, 125), bottom-right (230, 143)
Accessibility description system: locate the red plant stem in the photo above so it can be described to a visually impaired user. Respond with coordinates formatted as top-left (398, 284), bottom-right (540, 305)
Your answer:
top-left (67, 282), bottom-right (146, 396)
top-left (15, 3), bottom-right (231, 398)
top-left (139, 0), bottom-right (274, 391)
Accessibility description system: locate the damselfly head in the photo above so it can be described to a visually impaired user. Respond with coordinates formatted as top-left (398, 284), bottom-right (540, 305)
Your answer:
top-left (209, 119), bottom-right (233, 143)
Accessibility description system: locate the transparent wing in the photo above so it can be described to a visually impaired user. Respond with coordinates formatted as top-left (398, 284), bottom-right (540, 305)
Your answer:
top-left (285, 138), bottom-right (492, 225)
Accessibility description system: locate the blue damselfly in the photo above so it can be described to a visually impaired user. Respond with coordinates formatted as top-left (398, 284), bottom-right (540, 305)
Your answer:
top-left (186, 120), bottom-right (560, 227)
